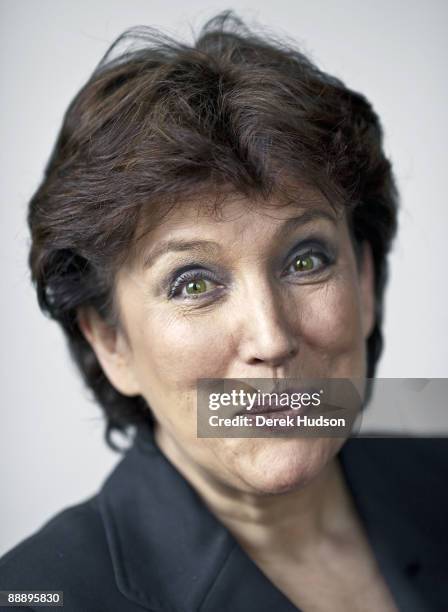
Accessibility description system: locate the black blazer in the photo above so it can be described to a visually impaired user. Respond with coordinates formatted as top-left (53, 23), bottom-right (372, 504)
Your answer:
top-left (1, 426), bottom-right (447, 611)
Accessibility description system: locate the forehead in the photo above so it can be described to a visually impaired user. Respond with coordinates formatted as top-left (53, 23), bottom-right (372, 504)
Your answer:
top-left (130, 186), bottom-right (344, 262)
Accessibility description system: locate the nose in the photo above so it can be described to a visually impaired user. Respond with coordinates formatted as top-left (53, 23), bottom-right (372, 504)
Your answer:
top-left (236, 278), bottom-right (299, 370)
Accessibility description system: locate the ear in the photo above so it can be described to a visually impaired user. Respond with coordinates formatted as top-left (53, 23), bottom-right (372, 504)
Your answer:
top-left (77, 307), bottom-right (141, 396)
top-left (359, 242), bottom-right (376, 339)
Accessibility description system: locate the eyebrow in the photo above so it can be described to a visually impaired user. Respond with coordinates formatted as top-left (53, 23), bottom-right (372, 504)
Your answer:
top-left (142, 207), bottom-right (337, 270)
top-left (142, 240), bottom-right (221, 269)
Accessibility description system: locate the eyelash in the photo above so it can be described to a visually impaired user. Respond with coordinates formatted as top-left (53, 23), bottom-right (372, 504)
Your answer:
top-left (167, 245), bottom-right (334, 301)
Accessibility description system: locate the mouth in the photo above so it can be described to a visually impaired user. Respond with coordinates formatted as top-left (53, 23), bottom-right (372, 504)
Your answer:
top-left (234, 387), bottom-right (322, 418)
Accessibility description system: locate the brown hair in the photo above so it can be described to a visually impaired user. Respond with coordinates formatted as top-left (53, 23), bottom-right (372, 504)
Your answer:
top-left (28, 11), bottom-right (399, 450)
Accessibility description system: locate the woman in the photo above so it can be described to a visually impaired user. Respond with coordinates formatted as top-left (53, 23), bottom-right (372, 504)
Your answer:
top-left (0, 11), bottom-right (446, 612)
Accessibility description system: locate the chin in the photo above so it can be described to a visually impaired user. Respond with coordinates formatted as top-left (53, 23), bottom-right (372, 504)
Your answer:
top-left (235, 437), bottom-right (343, 495)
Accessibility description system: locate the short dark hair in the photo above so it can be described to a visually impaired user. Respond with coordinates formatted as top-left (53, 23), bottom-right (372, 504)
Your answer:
top-left (28, 11), bottom-right (399, 451)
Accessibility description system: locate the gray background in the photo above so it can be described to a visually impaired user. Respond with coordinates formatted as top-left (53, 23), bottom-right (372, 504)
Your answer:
top-left (1, 0), bottom-right (447, 556)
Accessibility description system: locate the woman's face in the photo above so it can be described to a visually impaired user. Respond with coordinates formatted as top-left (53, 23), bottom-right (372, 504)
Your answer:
top-left (95, 190), bottom-right (375, 495)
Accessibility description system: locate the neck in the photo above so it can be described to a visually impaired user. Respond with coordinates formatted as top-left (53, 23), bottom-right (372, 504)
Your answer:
top-left (154, 427), bottom-right (356, 561)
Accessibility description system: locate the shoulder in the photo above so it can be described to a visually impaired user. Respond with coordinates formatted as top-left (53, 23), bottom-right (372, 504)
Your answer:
top-left (0, 496), bottom-right (139, 611)
top-left (0, 496), bottom-right (92, 568)
top-left (0, 497), bottom-right (109, 592)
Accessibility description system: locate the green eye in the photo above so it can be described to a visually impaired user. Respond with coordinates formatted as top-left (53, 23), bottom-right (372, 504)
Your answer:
top-left (169, 269), bottom-right (222, 300)
top-left (293, 254), bottom-right (316, 272)
top-left (185, 279), bottom-right (208, 295)
top-left (288, 249), bottom-right (330, 276)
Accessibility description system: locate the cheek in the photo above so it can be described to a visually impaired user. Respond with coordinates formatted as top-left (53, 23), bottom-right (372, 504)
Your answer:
top-left (298, 276), bottom-right (364, 353)
top-left (130, 304), bottom-right (229, 393)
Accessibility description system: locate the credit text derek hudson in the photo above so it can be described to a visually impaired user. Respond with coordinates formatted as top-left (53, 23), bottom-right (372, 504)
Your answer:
top-left (208, 414), bottom-right (346, 428)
